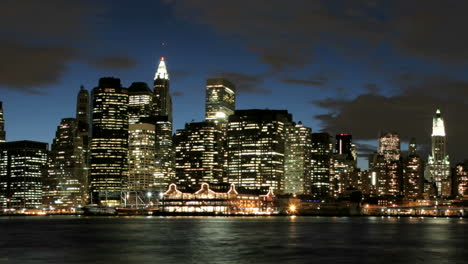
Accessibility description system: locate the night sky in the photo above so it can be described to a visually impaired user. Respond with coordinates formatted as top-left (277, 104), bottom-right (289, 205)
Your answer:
top-left (2, 0), bottom-right (468, 169)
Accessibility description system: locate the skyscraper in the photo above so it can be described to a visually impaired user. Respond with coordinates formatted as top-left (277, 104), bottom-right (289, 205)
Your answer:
top-left (174, 122), bottom-right (224, 188)
top-left (0, 141), bottom-right (48, 210)
top-left (284, 122), bottom-right (311, 194)
top-left (309, 133), bottom-right (333, 197)
top-left (403, 138), bottom-right (423, 199)
top-left (205, 78), bottom-right (236, 123)
top-left (226, 109), bottom-right (292, 193)
top-left (44, 118), bottom-right (87, 210)
top-left (153, 58), bottom-right (174, 191)
top-left (75, 86), bottom-right (90, 202)
top-left (0, 102), bottom-right (5, 143)
top-left (153, 57), bottom-right (172, 121)
top-left (128, 82), bottom-right (153, 124)
top-left (378, 132), bottom-right (402, 196)
top-left (90, 77), bottom-right (128, 206)
top-left (425, 109), bottom-right (451, 196)
top-left (331, 134), bottom-right (357, 197)
top-left (127, 82), bottom-right (157, 199)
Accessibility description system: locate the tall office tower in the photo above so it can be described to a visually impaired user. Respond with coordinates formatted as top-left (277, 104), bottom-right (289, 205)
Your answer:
top-left (425, 109), bottom-right (451, 197)
top-left (378, 132), bottom-right (402, 196)
top-left (205, 78), bottom-right (236, 123)
top-left (128, 122), bottom-right (157, 193)
top-left (226, 110), bottom-right (292, 193)
top-left (45, 118), bottom-right (87, 209)
top-left (127, 81), bottom-right (157, 200)
top-left (0, 141), bottom-right (48, 210)
top-left (90, 77), bottom-right (128, 206)
top-left (284, 122), bottom-right (312, 194)
top-left (330, 133), bottom-right (357, 197)
top-left (153, 57), bottom-right (174, 191)
top-left (174, 122), bottom-right (224, 189)
top-left (335, 134), bottom-right (352, 156)
top-left (454, 163), bottom-right (468, 197)
top-left (75, 86), bottom-right (90, 202)
top-left (309, 133), bottom-right (334, 197)
top-left (128, 82), bottom-right (153, 124)
top-left (153, 57), bottom-right (172, 121)
top-left (369, 153), bottom-right (388, 196)
top-left (0, 102), bottom-right (5, 143)
top-left (403, 138), bottom-right (423, 199)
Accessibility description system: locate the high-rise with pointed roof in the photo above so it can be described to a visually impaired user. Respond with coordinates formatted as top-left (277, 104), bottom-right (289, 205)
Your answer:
top-left (425, 109), bottom-right (451, 196)
top-left (0, 102), bottom-right (5, 143)
top-left (153, 57), bottom-right (174, 191)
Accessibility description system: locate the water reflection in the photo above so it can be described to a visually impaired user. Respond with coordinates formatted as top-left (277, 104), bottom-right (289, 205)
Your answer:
top-left (0, 216), bottom-right (466, 264)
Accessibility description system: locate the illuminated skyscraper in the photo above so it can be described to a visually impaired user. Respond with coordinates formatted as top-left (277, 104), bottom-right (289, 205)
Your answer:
top-left (425, 109), bottom-right (451, 196)
top-left (153, 58), bottom-right (174, 191)
top-left (309, 133), bottom-right (333, 197)
top-left (205, 78), bottom-right (236, 123)
top-left (153, 57), bottom-right (172, 121)
top-left (284, 122), bottom-right (311, 194)
top-left (90, 77), bottom-right (128, 206)
top-left (226, 110), bottom-right (292, 193)
top-left (128, 82), bottom-right (153, 124)
top-left (331, 134), bottom-right (357, 197)
top-left (377, 132), bottom-right (402, 196)
top-left (403, 138), bottom-right (423, 199)
top-left (44, 118), bottom-right (87, 209)
top-left (75, 86), bottom-right (90, 202)
top-left (128, 122), bottom-right (157, 192)
top-left (174, 122), bottom-right (224, 188)
top-left (454, 163), bottom-right (468, 197)
top-left (0, 141), bottom-right (48, 210)
top-left (0, 102), bottom-right (5, 143)
top-left (127, 82), bottom-right (157, 199)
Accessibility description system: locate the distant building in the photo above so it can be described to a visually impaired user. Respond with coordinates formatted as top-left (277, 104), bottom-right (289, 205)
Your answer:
top-left (44, 118), bottom-right (88, 210)
top-left (284, 122), bottom-right (311, 194)
top-left (90, 77), bottom-right (128, 206)
top-left (331, 133), bottom-right (357, 197)
top-left (226, 109), bottom-right (292, 193)
top-left (153, 58), bottom-right (174, 191)
top-left (309, 133), bottom-right (333, 197)
top-left (205, 78), bottom-right (236, 123)
top-left (378, 132), bottom-right (402, 196)
top-left (425, 109), bottom-right (451, 197)
top-left (128, 123), bottom-right (157, 192)
top-left (0, 141), bottom-right (48, 210)
top-left (369, 153), bottom-right (388, 196)
top-left (403, 138), bottom-right (423, 199)
top-left (454, 163), bottom-right (468, 197)
top-left (0, 102), bottom-right (5, 143)
top-left (174, 122), bottom-right (224, 188)
top-left (128, 82), bottom-right (153, 125)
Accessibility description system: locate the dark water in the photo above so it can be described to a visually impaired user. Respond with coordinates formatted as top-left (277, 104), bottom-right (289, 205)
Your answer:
top-left (0, 216), bottom-right (466, 264)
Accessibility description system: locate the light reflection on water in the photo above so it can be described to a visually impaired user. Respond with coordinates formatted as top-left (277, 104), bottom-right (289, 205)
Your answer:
top-left (0, 216), bottom-right (466, 264)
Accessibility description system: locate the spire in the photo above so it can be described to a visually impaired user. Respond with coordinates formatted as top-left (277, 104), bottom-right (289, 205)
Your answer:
top-left (432, 108), bottom-right (445, 136)
top-left (154, 57), bottom-right (169, 80)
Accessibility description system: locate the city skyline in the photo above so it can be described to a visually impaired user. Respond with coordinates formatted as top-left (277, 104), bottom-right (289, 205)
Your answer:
top-left (3, 1), bottom-right (468, 169)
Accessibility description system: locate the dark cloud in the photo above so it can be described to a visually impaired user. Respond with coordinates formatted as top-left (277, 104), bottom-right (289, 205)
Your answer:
top-left (172, 91), bottom-right (184, 97)
top-left (282, 78), bottom-right (327, 87)
top-left (0, 1), bottom-right (135, 93)
top-left (215, 72), bottom-right (270, 94)
top-left (354, 142), bottom-right (377, 156)
top-left (173, 0), bottom-right (468, 69)
top-left (313, 76), bottom-right (468, 162)
top-left (0, 41), bottom-right (77, 92)
top-left (363, 83), bottom-right (380, 94)
top-left (89, 56), bottom-right (137, 69)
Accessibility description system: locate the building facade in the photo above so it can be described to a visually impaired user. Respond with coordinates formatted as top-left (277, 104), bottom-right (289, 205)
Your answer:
top-left (0, 141), bottom-right (48, 210)
top-left (284, 122), bottom-right (311, 194)
top-left (226, 110), bottom-right (292, 193)
top-left (309, 133), bottom-right (333, 197)
top-left (425, 109), bottom-right (451, 197)
top-left (403, 138), bottom-right (423, 199)
top-left (153, 58), bottom-right (174, 191)
top-left (174, 122), bottom-right (224, 189)
top-left (0, 102), bottom-right (5, 143)
top-left (90, 77), bottom-right (128, 206)
top-left (205, 78), bottom-right (236, 123)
